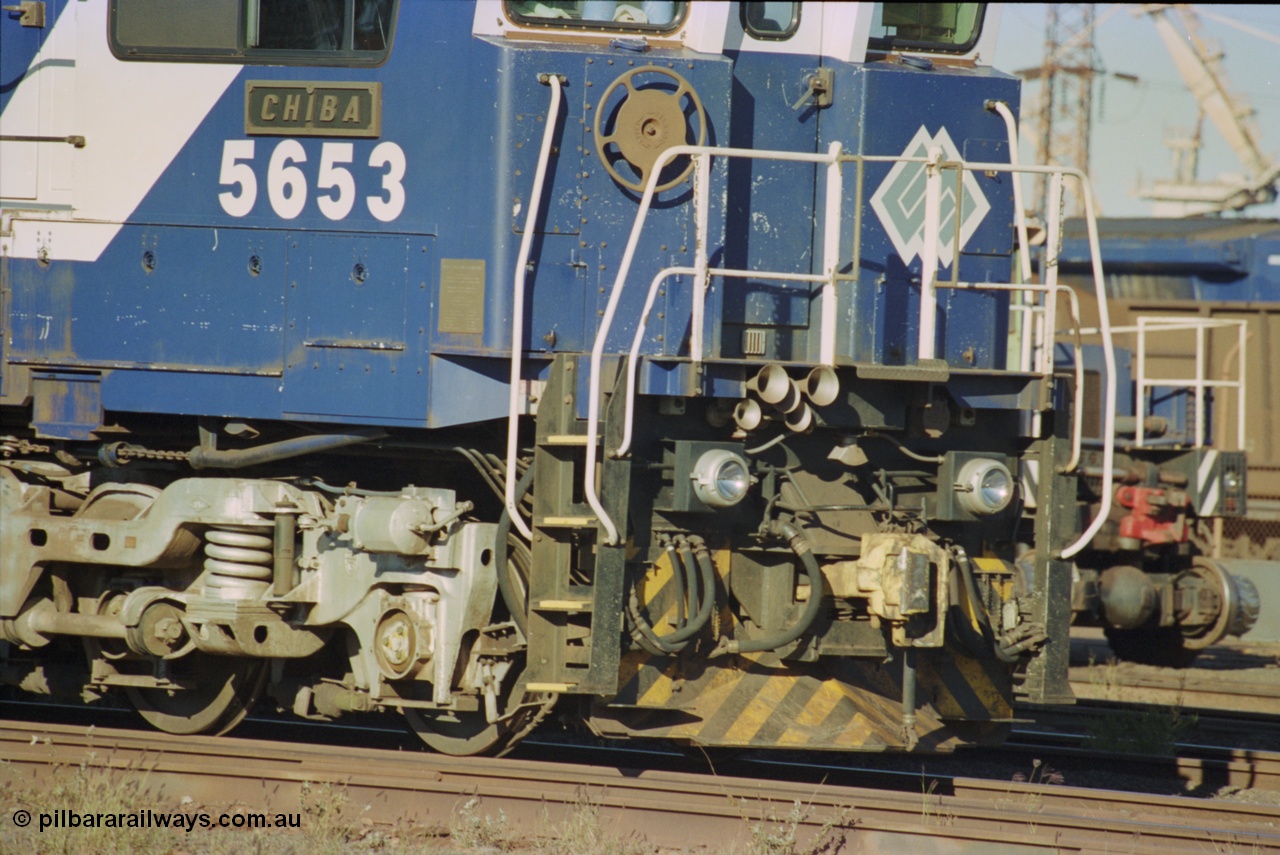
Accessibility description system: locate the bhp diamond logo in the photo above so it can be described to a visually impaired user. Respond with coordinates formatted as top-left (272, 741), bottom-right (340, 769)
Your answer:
top-left (869, 126), bottom-right (990, 268)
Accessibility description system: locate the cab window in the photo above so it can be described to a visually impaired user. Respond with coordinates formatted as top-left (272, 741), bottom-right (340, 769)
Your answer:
top-left (741, 2), bottom-right (800, 41)
top-left (506, 1), bottom-right (687, 33)
top-left (868, 3), bottom-right (985, 54)
top-left (109, 0), bottom-right (396, 64)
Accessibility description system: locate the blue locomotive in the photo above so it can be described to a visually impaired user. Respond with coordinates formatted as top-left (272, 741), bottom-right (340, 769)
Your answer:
top-left (1, 1), bottom-right (1148, 754)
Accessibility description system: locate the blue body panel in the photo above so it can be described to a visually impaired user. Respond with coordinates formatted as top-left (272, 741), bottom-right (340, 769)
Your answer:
top-left (2, 3), bottom-right (1024, 439)
top-left (1059, 218), bottom-right (1280, 302)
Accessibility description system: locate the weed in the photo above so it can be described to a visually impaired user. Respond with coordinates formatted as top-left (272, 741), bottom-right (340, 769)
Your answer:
top-left (999, 758), bottom-right (1066, 825)
top-left (297, 779), bottom-right (368, 855)
top-left (1084, 706), bottom-right (1197, 756)
top-left (917, 772), bottom-right (955, 828)
top-left (0, 753), bottom-right (171, 855)
top-left (451, 794), bottom-right (512, 851)
top-left (1085, 650), bottom-right (1120, 699)
top-left (532, 787), bottom-right (649, 855)
top-left (919, 774), bottom-right (938, 825)
top-left (1010, 758), bottom-right (1066, 787)
top-left (722, 796), bottom-right (855, 855)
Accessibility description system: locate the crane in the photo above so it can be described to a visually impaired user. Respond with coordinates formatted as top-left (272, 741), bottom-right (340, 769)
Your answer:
top-left (1138, 4), bottom-right (1280, 216)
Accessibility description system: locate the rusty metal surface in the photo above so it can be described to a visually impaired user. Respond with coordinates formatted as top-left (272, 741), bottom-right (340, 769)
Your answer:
top-left (1069, 629), bottom-right (1280, 714)
top-left (1, 719), bottom-right (1277, 853)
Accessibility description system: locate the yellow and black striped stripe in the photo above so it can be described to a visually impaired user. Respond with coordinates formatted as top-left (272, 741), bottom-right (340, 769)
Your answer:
top-left (595, 547), bottom-right (1015, 750)
top-left (595, 652), bottom-right (1009, 751)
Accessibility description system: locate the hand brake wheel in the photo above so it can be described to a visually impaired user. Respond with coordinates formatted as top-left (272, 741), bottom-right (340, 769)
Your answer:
top-left (592, 66), bottom-right (707, 194)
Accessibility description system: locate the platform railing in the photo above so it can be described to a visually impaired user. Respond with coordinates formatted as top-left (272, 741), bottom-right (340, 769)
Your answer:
top-left (1133, 316), bottom-right (1247, 450)
top-left (504, 130), bottom-right (1118, 558)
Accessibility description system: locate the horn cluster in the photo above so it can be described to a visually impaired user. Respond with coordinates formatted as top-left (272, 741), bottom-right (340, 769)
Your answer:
top-left (734, 364), bottom-right (840, 433)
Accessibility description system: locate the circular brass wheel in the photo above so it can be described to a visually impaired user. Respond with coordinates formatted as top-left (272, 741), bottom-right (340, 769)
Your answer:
top-left (593, 66), bottom-right (707, 193)
top-left (126, 655), bottom-right (266, 735)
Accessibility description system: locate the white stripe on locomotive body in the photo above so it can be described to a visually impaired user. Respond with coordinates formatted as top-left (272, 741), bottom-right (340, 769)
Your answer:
top-left (3, 2), bottom-right (1007, 266)
top-left (1198, 449), bottom-right (1220, 515)
top-left (0, 2), bottom-right (241, 262)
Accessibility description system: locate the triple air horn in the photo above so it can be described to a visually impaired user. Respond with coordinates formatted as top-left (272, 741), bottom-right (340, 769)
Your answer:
top-left (734, 363), bottom-right (840, 433)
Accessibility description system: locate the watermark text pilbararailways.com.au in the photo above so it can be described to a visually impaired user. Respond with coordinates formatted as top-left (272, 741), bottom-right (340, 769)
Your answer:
top-left (13, 807), bottom-right (302, 833)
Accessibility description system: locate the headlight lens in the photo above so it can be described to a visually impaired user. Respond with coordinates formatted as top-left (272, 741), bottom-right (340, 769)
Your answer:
top-left (691, 449), bottom-right (751, 508)
top-left (715, 459), bottom-right (749, 502)
top-left (956, 458), bottom-right (1014, 515)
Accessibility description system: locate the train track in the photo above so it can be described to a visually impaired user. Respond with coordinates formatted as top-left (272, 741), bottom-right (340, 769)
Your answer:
top-left (1068, 668), bottom-right (1280, 716)
top-left (2, 719), bottom-right (1277, 853)
top-left (8, 695), bottom-right (1279, 798)
top-left (1067, 633), bottom-right (1280, 716)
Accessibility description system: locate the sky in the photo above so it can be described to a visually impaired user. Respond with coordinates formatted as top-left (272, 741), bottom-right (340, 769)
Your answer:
top-left (992, 4), bottom-right (1280, 219)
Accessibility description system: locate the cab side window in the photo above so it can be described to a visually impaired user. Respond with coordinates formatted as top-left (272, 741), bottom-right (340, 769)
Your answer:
top-left (110, 0), bottom-right (396, 64)
top-left (868, 3), bottom-right (985, 54)
top-left (741, 2), bottom-right (800, 41)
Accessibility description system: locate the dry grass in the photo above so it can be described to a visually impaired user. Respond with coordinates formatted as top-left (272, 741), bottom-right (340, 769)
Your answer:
top-left (531, 787), bottom-right (650, 855)
top-left (0, 753), bottom-right (444, 855)
top-left (0, 749), bottom-right (699, 855)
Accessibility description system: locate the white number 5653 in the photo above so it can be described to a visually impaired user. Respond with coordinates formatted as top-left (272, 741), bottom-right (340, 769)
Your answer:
top-left (217, 139), bottom-right (405, 222)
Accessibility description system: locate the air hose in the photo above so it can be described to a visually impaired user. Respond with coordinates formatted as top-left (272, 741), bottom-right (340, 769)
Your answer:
top-left (627, 536), bottom-right (717, 655)
top-left (495, 462), bottom-right (535, 639)
top-left (711, 520), bottom-right (824, 657)
top-left (953, 546), bottom-right (1039, 664)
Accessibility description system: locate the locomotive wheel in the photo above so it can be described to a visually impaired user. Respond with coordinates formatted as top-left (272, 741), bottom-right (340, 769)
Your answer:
top-left (1102, 626), bottom-right (1200, 668)
top-left (403, 667), bottom-right (553, 757)
top-left (126, 655), bottom-right (267, 735)
top-left (593, 65), bottom-right (707, 193)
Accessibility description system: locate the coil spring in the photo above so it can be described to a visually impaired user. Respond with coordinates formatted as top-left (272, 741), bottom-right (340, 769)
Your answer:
top-left (203, 525), bottom-right (273, 599)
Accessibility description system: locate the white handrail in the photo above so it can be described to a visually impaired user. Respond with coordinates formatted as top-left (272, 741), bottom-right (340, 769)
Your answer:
top-left (615, 266), bottom-right (827, 460)
top-left (503, 75), bottom-right (562, 541)
top-left (924, 160), bottom-right (1117, 558)
top-left (579, 146), bottom-right (1116, 555)
top-left (939, 280), bottom-right (1086, 473)
top-left (1132, 316), bottom-right (1248, 450)
top-left (988, 101), bottom-right (1036, 373)
top-left (1042, 173), bottom-right (1063, 376)
top-left (919, 159), bottom-right (1118, 558)
top-left (690, 152), bottom-right (712, 367)
top-left (918, 147), bottom-right (943, 361)
top-left (584, 143), bottom-right (844, 544)
top-left (821, 140), bottom-right (843, 365)
top-left (988, 101), bottom-right (1035, 288)
top-left (1055, 169), bottom-right (1115, 561)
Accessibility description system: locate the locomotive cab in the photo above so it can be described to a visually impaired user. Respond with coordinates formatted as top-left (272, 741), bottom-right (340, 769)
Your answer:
top-left (1, 1), bottom-right (1120, 754)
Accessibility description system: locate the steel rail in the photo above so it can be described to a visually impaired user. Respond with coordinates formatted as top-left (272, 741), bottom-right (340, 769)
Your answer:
top-left (2, 720), bottom-right (1277, 853)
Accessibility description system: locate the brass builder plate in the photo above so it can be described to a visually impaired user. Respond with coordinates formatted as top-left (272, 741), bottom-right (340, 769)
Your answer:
top-left (245, 81), bottom-right (381, 137)
top-left (438, 259), bottom-right (486, 336)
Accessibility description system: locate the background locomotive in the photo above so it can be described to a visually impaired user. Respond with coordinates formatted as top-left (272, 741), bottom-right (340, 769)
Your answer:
top-left (1052, 217), bottom-right (1272, 663)
top-left (0, 1), bottom-right (1245, 756)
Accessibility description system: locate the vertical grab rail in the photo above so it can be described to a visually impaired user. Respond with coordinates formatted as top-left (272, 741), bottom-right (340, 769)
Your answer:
top-left (504, 75), bottom-right (563, 541)
top-left (689, 152), bottom-right (712, 366)
top-left (917, 147), bottom-right (943, 361)
top-left (988, 100), bottom-right (1037, 373)
top-left (1056, 169), bottom-right (1115, 561)
top-left (821, 141), bottom-right (843, 366)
